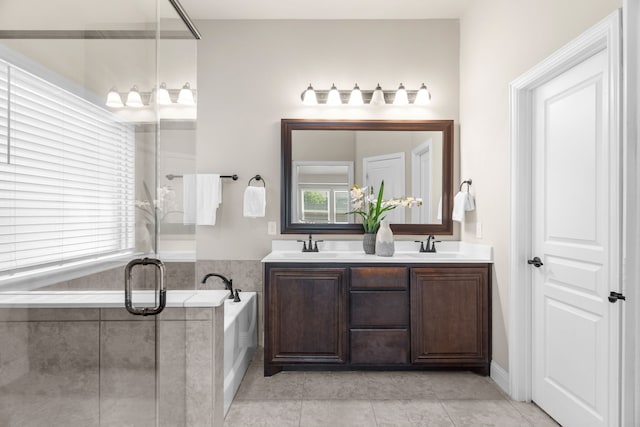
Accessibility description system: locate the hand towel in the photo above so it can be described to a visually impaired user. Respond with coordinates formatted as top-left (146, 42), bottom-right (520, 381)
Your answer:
top-left (452, 191), bottom-right (467, 222)
top-left (464, 192), bottom-right (476, 211)
top-left (183, 174), bottom-right (197, 224)
top-left (243, 186), bottom-right (266, 218)
top-left (196, 174), bottom-right (221, 225)
top-left (436, 196), bottom-right (442, 221)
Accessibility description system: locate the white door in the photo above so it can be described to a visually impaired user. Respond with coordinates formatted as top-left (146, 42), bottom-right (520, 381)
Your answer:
top-left (531, 48), bottom-right (620, 427)
top-left (363, 152), bottom-right (405, 223)
top-left (411, 140), bottom-right (432, 223)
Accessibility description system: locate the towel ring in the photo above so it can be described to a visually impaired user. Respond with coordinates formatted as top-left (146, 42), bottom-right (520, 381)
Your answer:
top-left (248, 174), bottom-right (265, 187)
top-left (459, 179), bottom-right (472, 192)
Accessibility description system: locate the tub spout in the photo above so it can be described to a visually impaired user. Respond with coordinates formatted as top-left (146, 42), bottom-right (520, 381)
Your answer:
top-left (201, 273), bottom-right (234, 299)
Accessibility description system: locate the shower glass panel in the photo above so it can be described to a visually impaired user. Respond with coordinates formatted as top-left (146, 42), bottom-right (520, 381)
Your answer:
top-left (0, 1), bottom-right (202, 426)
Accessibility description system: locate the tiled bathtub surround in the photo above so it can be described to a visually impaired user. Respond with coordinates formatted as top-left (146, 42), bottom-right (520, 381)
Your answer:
top-left (0, 305), bottom-right (225, 427)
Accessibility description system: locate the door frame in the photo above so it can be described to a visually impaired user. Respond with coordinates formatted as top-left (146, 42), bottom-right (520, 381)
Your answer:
top-left (411, 140), bottom-right (433, 223)
top-left (508, 9), bottom-right (623, 420)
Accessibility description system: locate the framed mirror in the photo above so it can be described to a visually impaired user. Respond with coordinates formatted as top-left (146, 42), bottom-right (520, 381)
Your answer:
top-left (281, 119), bottom-right (454, 235)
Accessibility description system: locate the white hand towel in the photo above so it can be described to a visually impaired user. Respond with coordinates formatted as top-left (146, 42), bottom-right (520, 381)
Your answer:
top-left (452, 191), bottom-right (467, 222)
top-left (196, 174), bottom-right (221, 225)
top-left (436, 196), bottom-right (442, 221)
top-left (464, 192), bottom-right (476, 211)
top-left (183, 174), bottom-right (197, 224)
top-left (243, 186), bottom-right (266, 218)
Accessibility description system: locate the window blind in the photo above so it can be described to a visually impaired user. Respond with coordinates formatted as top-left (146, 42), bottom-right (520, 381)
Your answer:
top-left (0, 58), bottom-right (135, 274)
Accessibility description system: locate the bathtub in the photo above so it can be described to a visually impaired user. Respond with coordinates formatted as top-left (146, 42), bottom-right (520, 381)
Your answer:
top-left (223, 291), bottom-right (258, 416)
top-left (0, 289), bottom-right (257, 425)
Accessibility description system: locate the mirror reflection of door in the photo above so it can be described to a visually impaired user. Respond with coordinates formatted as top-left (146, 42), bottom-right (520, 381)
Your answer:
top-left (292, 161), bottom-right (354, 224)
top-left (362, 152), bottom-right (405, 224)
top-left (411, 139), bottom-right (432, 223)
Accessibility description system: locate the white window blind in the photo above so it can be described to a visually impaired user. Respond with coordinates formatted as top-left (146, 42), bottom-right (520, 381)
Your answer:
top-left (0, 58), bottom-right (135, 274)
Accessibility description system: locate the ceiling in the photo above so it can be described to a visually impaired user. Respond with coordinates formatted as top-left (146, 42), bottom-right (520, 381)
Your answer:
top-left (179, 0), bottom-right (470, 20)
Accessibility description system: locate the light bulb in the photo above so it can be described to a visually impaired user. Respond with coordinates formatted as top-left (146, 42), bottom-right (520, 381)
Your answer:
top-left (326, 83), bottom-right (342, 105)
top-left (125, 85), bottom-right (144, 108)
top-left (414, 83), bottom-right (431, 105)
top-left (302, 84), bottom-right (318, 105)
top-left (177, 82), bottom-right (195, 105)
top-left (393, 83), bottom-right (409, 105)
top-left (348, 84), bottom-right (364, 106)
top-left (157, 82), bottom-right (172, 105)
top-left (370, 83), bottom-right (386, 105)
top-left (106, 87), bottom-right (123, 108)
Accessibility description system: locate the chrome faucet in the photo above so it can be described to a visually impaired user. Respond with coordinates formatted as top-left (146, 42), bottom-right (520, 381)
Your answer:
top-left (297, 234), bottom-right (323, 252)
top-left (415, 235), bottom-right (438, 253)
top-left (201, 273), bottom-right (234, 299)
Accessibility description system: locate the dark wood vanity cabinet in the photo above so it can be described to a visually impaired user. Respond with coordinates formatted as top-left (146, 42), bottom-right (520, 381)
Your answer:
top-left (411, 266), bottom-right (491, 374)
top-left (264, 267), bottom-right (348, 375)
top-left (264, 263), bottom-right (491, 376)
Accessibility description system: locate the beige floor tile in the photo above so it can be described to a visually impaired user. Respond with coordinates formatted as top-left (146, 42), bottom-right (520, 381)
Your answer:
top-left (302, 371), bottom-right (371, 400)
top-left (235, 365), bottom-right (305, 400)
top-left (509, 401), bottom-right (560, 426)
top-left (300, 400), bottom-right (376, 427)
top-left (442, 399), bottom-right (532, 426)
top-left (224, 400), bottom-right (302, 426)
top-left (372, 400), bottom-right (455, 426)
top-left (427, 372), bottom-right (506, 400)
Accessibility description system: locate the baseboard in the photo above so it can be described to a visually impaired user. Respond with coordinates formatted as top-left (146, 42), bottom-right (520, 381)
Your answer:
top-left (491, 360), bottom-right (510, 395)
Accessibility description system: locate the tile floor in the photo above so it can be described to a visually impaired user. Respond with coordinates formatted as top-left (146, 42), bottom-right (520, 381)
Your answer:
top-left (224, 352), bottom-right (560, 426)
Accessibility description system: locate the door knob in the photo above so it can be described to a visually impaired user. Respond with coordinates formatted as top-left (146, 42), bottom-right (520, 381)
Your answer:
top-left (527, 257), bottom-right (544, 268)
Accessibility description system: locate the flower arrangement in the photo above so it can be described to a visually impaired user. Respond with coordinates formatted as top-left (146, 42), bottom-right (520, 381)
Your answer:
top-left (349, 180), bottom-right (422, 233)
top-left (135, 181), bottom-right (179, 223)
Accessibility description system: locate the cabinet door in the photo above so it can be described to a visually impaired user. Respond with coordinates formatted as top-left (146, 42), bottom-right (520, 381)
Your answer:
top-left (265, 267), bottom-right (348, 367)
top-left (410, 266), bottom-right (490, 370)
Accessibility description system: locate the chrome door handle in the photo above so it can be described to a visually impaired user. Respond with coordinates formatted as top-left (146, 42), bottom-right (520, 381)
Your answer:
top-left (527, 257), bottom-right (544, 268)
top-left (124, 257), bottom-right (166, 316)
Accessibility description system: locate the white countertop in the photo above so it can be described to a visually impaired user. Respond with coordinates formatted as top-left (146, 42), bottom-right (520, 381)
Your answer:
top-left (262, 240), bottom-right (493, 263)
top-left (0, 290), bottom-right (230, 309)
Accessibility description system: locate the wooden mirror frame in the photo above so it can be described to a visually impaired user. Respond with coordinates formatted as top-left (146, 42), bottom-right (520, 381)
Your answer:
top-left (281, 118), bottom-right (454, 235)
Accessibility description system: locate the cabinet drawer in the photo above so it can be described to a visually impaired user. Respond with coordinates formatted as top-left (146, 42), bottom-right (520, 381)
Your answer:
top-left (350, 329), bottom-right (409, 365)
top-left (350, 291), bottom-right (408, 327)
top-left (350, 267), bottom-right (408, 290)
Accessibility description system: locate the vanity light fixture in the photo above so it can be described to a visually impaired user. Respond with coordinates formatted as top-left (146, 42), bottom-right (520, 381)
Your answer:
top-left (106, 84), bottom-right (197, 108)
top-left (125, 85), bottom-right (144, 108)
top-left (177, 82), bottom-right (195, 105)
top-left (326, 83), bottom-right (342, 106)
top-left (414, 83), bottom-right (432, 105)
top-left (393, 83), bottom-right (409, 105)
top-left (300, 82), bottom-right (431, 106)
top-left (348, 84), bottom-right (364, 106)
top-left (302, 84), bottom-right (318, 105)
top-left (105, 87), bottom-right (124, 108)
top-left (369, 84), bottom-right (386, 105)
top-left (156, 82), bottom-right (172, 105)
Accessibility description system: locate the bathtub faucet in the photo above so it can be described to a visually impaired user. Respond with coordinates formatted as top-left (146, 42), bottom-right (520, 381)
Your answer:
top-left (201, 273), bottom-right (234, 299)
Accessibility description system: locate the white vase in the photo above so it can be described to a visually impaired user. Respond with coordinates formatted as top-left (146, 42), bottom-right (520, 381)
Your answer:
top-left (375, 219), bottom-right (394, 257)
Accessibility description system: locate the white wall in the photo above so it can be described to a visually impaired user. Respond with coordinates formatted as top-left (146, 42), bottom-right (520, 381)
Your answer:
top-left (459, 0), bottom-right (621, 370)
top-left (195, 19), bottom-right (460, 259)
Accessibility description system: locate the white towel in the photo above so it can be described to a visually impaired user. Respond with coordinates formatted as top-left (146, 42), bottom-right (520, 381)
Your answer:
top-left (183, 174), bottom-right (222, 225)
top-left (452, 191), bottom-right (466, 222)
top-left (183, 174), bottom-right (197, 224)
top-left (464, 192), bottom-right (476, 211)
top-left (243, 186), bottom-right (266, 218)
top-left (197, 174), bottom-right (221, 225)
top-left (436, 197), bottom-right (442, 221)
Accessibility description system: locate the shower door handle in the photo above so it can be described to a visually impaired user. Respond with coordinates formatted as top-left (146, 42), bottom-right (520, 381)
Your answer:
top-left (124, 257), bottom-right (167, 316)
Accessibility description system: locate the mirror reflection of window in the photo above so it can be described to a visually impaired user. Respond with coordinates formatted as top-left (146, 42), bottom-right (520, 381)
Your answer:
top-left (292, 161), bottom-right (354, 224)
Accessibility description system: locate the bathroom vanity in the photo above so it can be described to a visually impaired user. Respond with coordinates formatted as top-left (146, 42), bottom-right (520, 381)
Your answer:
top-left (262, 241), bottom-right (492, 376)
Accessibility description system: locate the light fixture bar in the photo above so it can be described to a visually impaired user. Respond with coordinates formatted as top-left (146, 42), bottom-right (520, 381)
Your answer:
top-left (300, 85), bottom-right (431, 105)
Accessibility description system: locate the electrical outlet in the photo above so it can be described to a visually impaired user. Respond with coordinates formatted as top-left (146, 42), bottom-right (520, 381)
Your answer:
top-left (476, 222), bottom-right (483, 239)
top-left (268, 221), bottom-right (277, 235)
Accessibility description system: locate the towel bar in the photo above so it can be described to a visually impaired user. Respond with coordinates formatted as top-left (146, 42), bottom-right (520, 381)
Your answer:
top-left (166, 174), bottom-right (238, 181)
